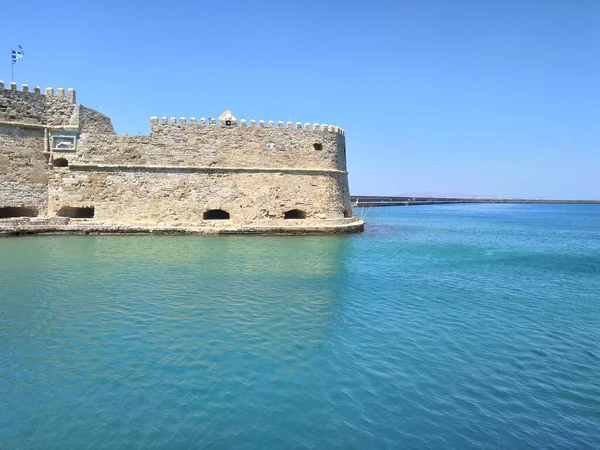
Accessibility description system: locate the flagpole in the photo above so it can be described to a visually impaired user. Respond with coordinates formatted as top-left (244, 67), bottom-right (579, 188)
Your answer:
top-left (10, 46), bottom-right (23, 83)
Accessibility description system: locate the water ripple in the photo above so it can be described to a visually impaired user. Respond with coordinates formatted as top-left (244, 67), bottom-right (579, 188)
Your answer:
top-left (1, 205), bottom-right (600, 448)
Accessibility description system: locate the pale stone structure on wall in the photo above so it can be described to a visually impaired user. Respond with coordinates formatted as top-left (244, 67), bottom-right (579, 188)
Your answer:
top-left (0, 82), bottom-right (363, 235)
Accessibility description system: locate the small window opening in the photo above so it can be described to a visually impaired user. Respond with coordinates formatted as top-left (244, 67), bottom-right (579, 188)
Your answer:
top-left (203, 209), bottom-right (230, 220)
top-left (284, 209), bottom-right (306, 219)
top-left (57, 206), bottom-right (94, 218)
top-left (0, 206), bottom-right (38, 218)
top-left (266, 141), bottom-right (275, 149)
top-left (52, 158), bottom-right (68, 167)
top-left (225, 120), bottom-right (232, 126)
top-left (313, 143), bottom-right (323, 150)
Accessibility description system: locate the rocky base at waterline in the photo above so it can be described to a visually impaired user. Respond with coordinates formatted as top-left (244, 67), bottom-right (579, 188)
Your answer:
top-left (0, 217), bottom-right (365, 237)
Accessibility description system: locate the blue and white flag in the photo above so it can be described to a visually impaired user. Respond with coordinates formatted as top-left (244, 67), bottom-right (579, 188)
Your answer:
top-left (12, 46), bottom-right (24, 64)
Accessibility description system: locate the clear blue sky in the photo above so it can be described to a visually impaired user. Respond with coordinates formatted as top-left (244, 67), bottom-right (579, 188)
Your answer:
top-left (2, 0), bottom-right (599, 198)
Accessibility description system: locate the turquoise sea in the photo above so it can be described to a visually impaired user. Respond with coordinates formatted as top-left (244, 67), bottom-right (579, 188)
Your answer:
top-left (1, 204), bottom-right (599, 449)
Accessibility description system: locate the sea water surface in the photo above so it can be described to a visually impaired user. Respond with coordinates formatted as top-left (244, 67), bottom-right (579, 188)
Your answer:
top-left (1, 204), bottom-right (599, 449)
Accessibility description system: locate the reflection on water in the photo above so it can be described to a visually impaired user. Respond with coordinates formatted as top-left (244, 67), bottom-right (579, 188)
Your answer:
top-left (1, 236), bottom-right (358, 448)
top-left (1, 235), bottom-right (353, 353)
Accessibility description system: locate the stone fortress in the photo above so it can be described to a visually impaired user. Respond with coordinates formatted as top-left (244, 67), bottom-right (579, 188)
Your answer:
top-left (0, 81), bottom-right (363, 235)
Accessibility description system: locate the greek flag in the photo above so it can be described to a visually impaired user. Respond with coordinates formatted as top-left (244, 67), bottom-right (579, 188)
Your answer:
top-left (12, 46), bottom-right (24, 64)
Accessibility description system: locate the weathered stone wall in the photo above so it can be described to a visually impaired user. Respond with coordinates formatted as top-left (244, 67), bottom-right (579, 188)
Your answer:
top-left (0, 83), bottom-right (114, 218)
top-left (64, 118), bottom-right (353, 224)
top-left (48, 169), bottom-right (352, 225)
top-left (0, 83), bottom-right (45, 124)
top-left (72, 121), bottom-right (346, 171)
top-left (0, 125), bottom-right (47, 214)
top-left (1, 82), bottom-right (356, 230)
top-left (43, 89), bottom-right (79, 128)
top-left (0, 83), bottom-right (82, 127)
top-left (79, 106), bottom-right (115, 134)
top-left (73, 135), bottom-right (151, 166)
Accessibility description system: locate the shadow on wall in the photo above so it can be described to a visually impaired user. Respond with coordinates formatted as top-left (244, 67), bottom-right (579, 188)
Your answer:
top-left (0, 206), bottom-right (39, 218)
top-left (284, 209), bottom-right (306, 219)
top-left (57, 206), bottom-right (94, 218)
top-left (203, 209), bottom-right (230, 220)
top-left (52, 158), bottom-right (69, 167)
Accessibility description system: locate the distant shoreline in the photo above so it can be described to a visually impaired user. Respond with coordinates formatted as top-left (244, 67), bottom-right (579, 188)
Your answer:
top-left (350, 196), bottom-right (600, 207)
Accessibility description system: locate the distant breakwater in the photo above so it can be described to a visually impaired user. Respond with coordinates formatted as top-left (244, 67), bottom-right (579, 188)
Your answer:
top-left (351, 196), bottom-right (600, 207)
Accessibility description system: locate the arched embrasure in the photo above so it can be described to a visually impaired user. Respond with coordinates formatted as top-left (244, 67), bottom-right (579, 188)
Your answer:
top-left (284, 209), bottom-right (306, 219)
top-left (52, 158), bottom-right (69, 167)
top-left (203, 209), bottom-right (230, 220)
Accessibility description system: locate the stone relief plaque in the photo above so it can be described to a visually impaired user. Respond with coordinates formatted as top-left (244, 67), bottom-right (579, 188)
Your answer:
top-left (52, 135), bottom-right (77, 151)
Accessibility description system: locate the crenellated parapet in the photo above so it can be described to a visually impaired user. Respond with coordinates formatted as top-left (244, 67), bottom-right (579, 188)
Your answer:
top-left (141, 109), bottom-right (348, 173)
top-left (149, 115), bottom-right (345, 136)
top-left (0, 81), bottom-right (80, 128)
top-left (0, 81), bottom-right (77, 104)
top-left (0, 82), bottom-right (113, 135)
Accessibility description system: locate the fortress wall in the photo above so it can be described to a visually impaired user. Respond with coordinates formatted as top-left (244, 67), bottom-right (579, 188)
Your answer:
top-left (150, 122), bottom-right (346, 170)
top-left (336, 131), bottom-right (348, 171)
top-left (0, 83), bottom-right (45, 124)
top-left (72, 134), bottom-right (152, 165)
top-left (0, 83), bottom-right (82, 128)
top-left (0, 125), bottom-right (48, 214)
top-left (43, 89), bottom-right (79, 128)
top-left (48, 170), bottom-right (351, 225)
top-left (79, 106), bottom-right (115, 134)
top-left (73, 122), bottom-right (347, 171)
top-left (1, 84), bottom-right (357, 229)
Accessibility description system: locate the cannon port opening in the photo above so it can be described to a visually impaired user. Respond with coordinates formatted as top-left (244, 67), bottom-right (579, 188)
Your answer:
top-left (57, 206), bottom-right (95, 218)
top-left (52, 158), bottom-right (69, 167)
top-left (284, 209), bottom-right (306, 219)
top-left (203, 209), bottom-right (230, 220)
top-left (0, 206), bottom-right (39, 218)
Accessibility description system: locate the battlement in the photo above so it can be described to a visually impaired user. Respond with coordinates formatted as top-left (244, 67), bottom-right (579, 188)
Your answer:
top-left (149, 115), bottom-right (345, 136)
top-left (0, 81), bottom-right (76, 103)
